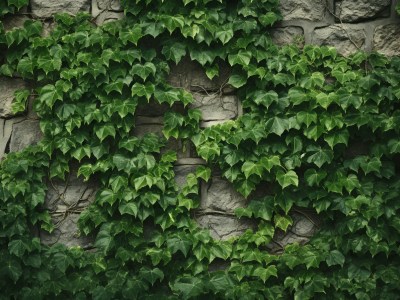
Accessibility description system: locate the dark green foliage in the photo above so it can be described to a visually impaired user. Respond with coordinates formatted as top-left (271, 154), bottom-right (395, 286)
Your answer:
top-left (1, 0), bottom-right (400, 299)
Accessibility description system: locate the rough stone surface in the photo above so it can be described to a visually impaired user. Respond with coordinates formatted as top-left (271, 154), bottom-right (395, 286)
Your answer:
top-left (373, 24), bottom-right (400, 57)
top-left (168, 58), bottom-right (233, 93)
top-left (31, 0), bottom-right (91, 18)
top-left (335, 0), bottom-right (391, 23)
top-left (0, 118), bottom-right (13, 159)
top-left (271, 26), bottom-right (304, 47)
top-left (0, 77), bottom-right (27, 118)
top-left (2, 15), bottom-right (29, 32)
top-left (9, 119), bottom-right (42, 152)
top-left (201, 177), bottom-right (248, 213)
top-left (279, 0), bottom-right (326, 21)
top-left (191, 93), bottom-right (238, 121)
top-left (40, 172), bottom-right (97, 248)
top-left (92, 0), bottom-right (124, 25)
top-left (267, 211), bottom-right (320, 254)
top-left (174, 165), bottom-right (199, 188)
top-left (196, 215), bottom-right (253, 240)
top-left (312, 25), bottom-right (366, 56)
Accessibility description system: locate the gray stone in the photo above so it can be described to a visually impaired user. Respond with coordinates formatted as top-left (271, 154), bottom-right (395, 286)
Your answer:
top-left (201, 177), bottom-right (248, 213)
top-left (92, 0), bottom-right (124, 25)
top-left (191, 93), bottom-right (238, 121)
top-left (196, 215), bottom-right (253, 240)
top-left (168, 57), bottom-right (233, 94)
top-left (31, 0), bottom-right (91, 18)
top-left (0, 118), bottom-right (13, 160)
top-left (2, 15), bottom-right (29, 32)
top-left (9, 119), bottom-right (43, 152)
top-left (0, 77), bottom-right (28, 118)
top-left (271, 27), bottom-right (304, 47)
top-left (279, 0), bottom-right (326, 21)
top-left (267, 211), bottom-right (320, 254)
top-left (174, 165), bottom-right (199, 188)
top-left (373, 24), bottom-right (400, 57)
top-left (335, 0), bottom-right (390, 23)
top-left (40, 172), bottom-right (97, 248)
top-left (312, 25), bottom-right (366, 56)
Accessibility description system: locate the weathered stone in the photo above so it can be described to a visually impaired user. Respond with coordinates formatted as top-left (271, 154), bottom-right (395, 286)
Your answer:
top-left (312, 25), bottom-right (366, 56)
top-left (40, 172), bottom-right (97, 248)
top-left (201, 177), bottom-right (248, 213)
top-left (267, 211), bottom-right (320, 254)
top-left (9, 119), bottom-right (43, 152)
top-left (279, 0), bottom-right (326, 21)
top-left (168, 57), bottom-right (233, 94)
top-left (0, 77), bottom-right (27, 118)
top-left (196, 215), bottom-right (253, 240)
top-left (136, 102), bottom-right (184, 117)
top-left (191, 93), bottom-right (238, 121)
top-left (271, 27), bottom-right (304, 47)
top-left (373, 24), bottom-right (400, 57)
top-left (335, 0), bottom-right (390, 23)
top-left (174, 165), bottom-right (199, 188)
top-left (2, 15), bottom-right (29, 32)
top-left (92, 0), bottom-right (123, 25)
top-left (0, 118), bottom-right (13, 159)
top-left (31, 0), bottom-right (91, 18)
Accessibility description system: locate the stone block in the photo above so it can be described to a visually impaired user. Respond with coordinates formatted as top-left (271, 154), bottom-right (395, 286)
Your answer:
top-left (271, 26), bottom-right (304, 47)
top-left (0, 77), bottom-right (28, 118)
top-left (40, 172), bottom-right (97, 248)
top-left (191, 93), bottom-right (238, 121)
top-left (335, 0), bottom-right (390, 23)
top-left (373, 24), bottom-right (400, 57)
top-left (196, 215), bottom-right (253, 240)
top-left (174, 164), bottom-right (199, 188)
top-left (168, 57), bottom-right (233, 94)
top-left (2, 15), bottom-right (29, 32)
top-left (9, 119), bottom-right (43, 152)
top-left (267, 211), bottom-right (320, 254)
top-left (312, 25), bottom-right (366, 56)
top-left (279, 0), bottom-right (326, 21)
top-left (0, 118), bottom-right (13, 159)
top-left (31, 0), bottom-right (91, 18)
top-left (201, 177), bottom-right (248, 213)
top-left (92, 0), bottom-right (123, 25)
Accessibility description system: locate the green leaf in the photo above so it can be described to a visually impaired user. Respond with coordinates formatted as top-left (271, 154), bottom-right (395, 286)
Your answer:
top-left (8, 239), bottom-right (28, 257)
top-left (39, 84), bottom-right (63, 108)
top-left (167, 235), bottom-right (191, 257)
top-left (276, 170), bottom-right (298, 189)
top-left (306, 145), bottom-right (334, 168)
top-left (259, 12), bottom-right (279, 26)
top-left (228, 74), bottom-right (247, 88)
top-left (139, 267), bottom-right (164, 286)
top-left (265, 116), bottom-right (290, 136)
top-left (95, 223), bottom-right (114, 254)
top-left (118, 202), bottom-right (138, 217)
top-left (119, 26), bottom-right (142, 45)
top-left (171, 277), bottom-right (204, 299)
top-left (209, 272), bottom-right (234, 292)
top-left (12, 89), bottom-right (29, 114)
top-left (259, 156), bottom-right (281, 171)
top-left (304, 169), bottom-right (327, 186)
top-left (195, 166), bottom-right (211, 182)
top-left (98, 189), bottom-right (118, 206)
top-left (215, 26), bottom-right (234, 44)
top-left (162, 42), bottom-right (186, 64)
top-left (326, 250), bottom-right (345, 267)
top-left (274, 214), bottom-right (292, 231)
top-left (131, 62), bottom-right (156, 80)
top-left (131, 82), bottom-right (155, 101)
top-left (360, 157), bottom-right (381, 175)
top-left (241, 161), bottom-right (263, 179)
top-left (252, 265), bottom-right (278, 283)
top-left (254, 91), bottom-right (279, 108)
top-left (95, 124), bottom-right (116, 142)
top-left (228, 50), bottom-right (252, 66)
top-left (388, 139), bottom-right (400, 153)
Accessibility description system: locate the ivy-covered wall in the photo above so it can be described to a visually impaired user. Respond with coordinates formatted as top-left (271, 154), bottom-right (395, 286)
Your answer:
top-left (1, 0), bottom-right (400, 299)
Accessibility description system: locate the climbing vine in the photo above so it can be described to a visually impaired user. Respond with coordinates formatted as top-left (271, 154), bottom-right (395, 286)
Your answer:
top-left (1, 0), bottom-right (400, 298)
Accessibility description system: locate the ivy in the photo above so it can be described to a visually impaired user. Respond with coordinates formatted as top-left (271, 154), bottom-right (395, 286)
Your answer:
top-left (1, 0), bottom-right (400, 299)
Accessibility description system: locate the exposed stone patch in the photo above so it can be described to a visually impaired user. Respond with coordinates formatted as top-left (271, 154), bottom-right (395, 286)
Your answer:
top-left (40, 172), bottom-right (97, 248)
top-left (0, 77), bottom-right (28, 118)
top-left (196, 214), bottom-right (254, 240)
top-left (31, 0), bottom-right (91, 18)
top-left (373, 24), bottom-right (400, 57)
top-left (312, 25), bottom-right (366, 56)
top-left (2, 15), bottom-right (29, 31)
top-left (92, 0), bottom-right (124, 25)
top-left (174, 164), bottom-right (199, 188)
top-left (335, 0), bottom-right (391, 23)
top-left (271, 26), bottom-right (304, 47)
top-left (9, 119), bottom-right (43, 152)
top-left (191, 93), bottom-right (238, 121)
top-left (0, 118), bottom-right (13, 159)
top-left (279, 0), bottom-right (326, 21)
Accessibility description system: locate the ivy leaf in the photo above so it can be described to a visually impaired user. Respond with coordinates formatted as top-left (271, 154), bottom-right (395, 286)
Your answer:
top-left (95, 124), bottom-right (116, 142)
top-left (39, 84), bottom-right (63, 108)
top-left (360, 157), bottom-right (381, 175)
top-left (52, 252), bottom-right (73, 273)
top-left (139, 267), bottom-right (164, 286)
top-left (274, 214), bottom-right (293, 231)
top-left (254, 91), bottom-right (278, 108)
top-left (98, 189), bottom-right (118, 206)
top-left (260, 156), bottom-right (281, 172)
top-left (306, 145), bottom-right (334, 168)
top-left (12, 89), bottom-right (30, 114)
top-left (190, 49), bottom-right (214, 66)
top-left (118, 202), bottom-right (138, 217)
top-left (228, 50), bottom-right (252, 66)
top-left (215, 26), bottom-right (234, 44)
top-left (195, 166), bottom-right (211, 182)
top-left (265, 116), bottom-right (290, 136)
top-left (388, 139), bottom-right (400, 153)
top-left (162, 42), bottom-right (186, 64)
top-left (119, 26), bottom-right (142, 45)
top-left (326, 250), bottom-right (345, 267)
top-left (276, 170), bottom-right (299, 189)
top-left (304, 169), bottom-right (327, 186)
top-left (95, 223), bottom-right (114, 255)
top-left (8, 239), bottom-right (28, 258)
top-left (197, 141), bottom-right (220, 161)
top-left (171, 277), bottom-right (204, 299)
top-left (252, 265), bottom-right (278, 283)
top-left (259, 12), bottom-right (279, 26)
top-left (131, 62), bottom-right (156, 81)
top-left (109, 175), bottom-right (128, 193)
top-left (228, 74), bottom-right (247, 88)
top-left (209, 272), bottom-right (235, 292)
top-left (241, 161), bottom-right (263, 179)
top-left (167, 235), bottom-right (192, 257)
top-left (131, 82), bottom-right (155, 101)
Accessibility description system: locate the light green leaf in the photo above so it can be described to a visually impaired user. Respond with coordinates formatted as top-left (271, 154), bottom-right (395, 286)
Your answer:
top-left (276, 170), bottom-right (298, 189)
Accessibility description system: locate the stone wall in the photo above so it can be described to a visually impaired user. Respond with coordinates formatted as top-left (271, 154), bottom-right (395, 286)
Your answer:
top-left (0, 0), bottom-right (399, 249)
